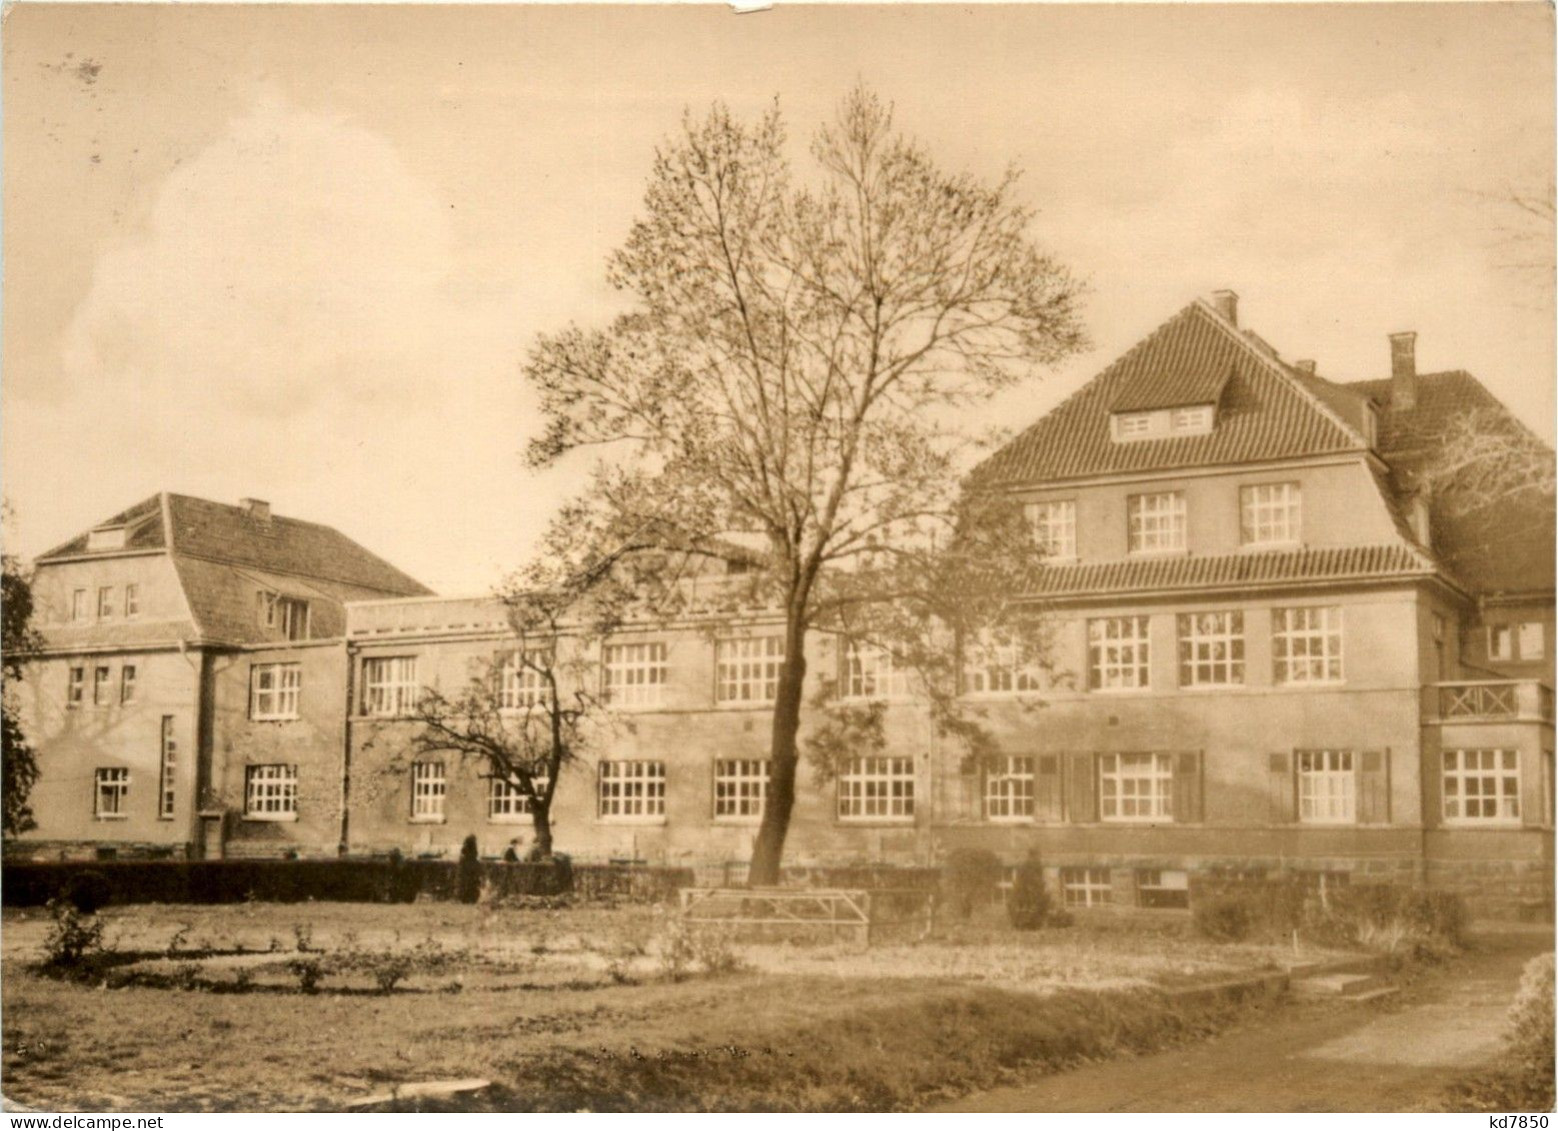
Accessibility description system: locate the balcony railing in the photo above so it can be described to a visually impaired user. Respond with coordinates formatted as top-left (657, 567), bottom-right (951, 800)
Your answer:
top-left (1435, 680), bottom-right (1554, 724)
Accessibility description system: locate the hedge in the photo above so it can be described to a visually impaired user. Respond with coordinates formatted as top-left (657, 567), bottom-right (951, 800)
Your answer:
top-left (0, 858), bottom-right (696, 909)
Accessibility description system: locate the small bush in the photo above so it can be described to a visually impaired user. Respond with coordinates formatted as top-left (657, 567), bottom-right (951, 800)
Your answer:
top-left (1006, 852), bottom-right (1051, 931)
top-left (369, 952), bottom-right (414, 994)
top-left (657, 919), bottom-right (697, 983)
top-left (1509, 953), bottom-right (1555, 1091)
top-left (60, 869), bottom-right (112, 914)
top-left (457, 835), bottom-right (481, 904)
top-left (1193, 895), bottom-right (1256, 942)
top-left (39, 897), bottom-right (108, 976)
top-left (286, 956), bottom-right (324, 994)
top-left (292, 922), bottom-right (316, 953)
top-left (691, 927), bottom-right (747, 975)
top-left (233, 967), bottom-right (255, 993)
top-left (172, 961), bottom-right (203, 991)
top-left (942, 848), bottom-right (1001, 920)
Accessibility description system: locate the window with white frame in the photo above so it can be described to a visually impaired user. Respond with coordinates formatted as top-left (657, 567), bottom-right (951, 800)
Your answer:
top-left (1114, 412), bottom-right (1153, 439)
top-left (603, 641), bottom-right (668, 707)
top-left (844, 641), bottom-right (912, 700)
top-left (714, 758), bottom-right (769, 820)
top-left (361, 656), bottom-right (419, 716)
top-left (1127, 492), bottom-right (1186, 553)
top-left (1240, 483), bottom-right (1302, 546)
top-left (92, 665), bottom-right (111, 707)
top-left (500, 649), bottom-right (550, 710)
top-left (71, 589), bottom-right (87, 622)
top-left (1060, 866), bottom-right (1112, 907)
top-left (1087, 616), bottom-right (1151, 691)
top-left (1099, 753), bottom-right (1174, 822)
top-left (97, 586), bottom-right (115, 620)
top-left (120, 664), bottom-right (138, 704)
top-left (1489, 624), bottom-right (1514, 661)
top-left (598, 760), bottom-right (666, 821)
top-left (250, 663), bottom-right (302, 721)
top-left (1136, 869), bottom-right (1190, 909)
top-left (244, 764), bottom-right (298, 820)
top-left (1519, 622), bottom-right (1546, 661)
top-left (490, 774), bottom-right (543, 822)
top-left (1297, 749), bottom-right (1355, 824)
top-left (715, 636), bottom-right (784, 705)
top-left (158, 716), bottom-right (177, 819)
top-left (1025, 500), bottom-right (1077, 560)
top-left (124, 584), bottom-right (140, 619)
top-left (838, 756), bottom-right (915, 821)
top-left (411, 761), bottom-right (446, 821)
top-left (1273, 607), bottom-right (1344, 684)
top-left (964, 633), bottom-right (1042, 695)
top-left (1177, 611), bottom-right (1245, 687)
top-left (1170, 405), bottom-right (1214, 434)
top-left (257, 592), bottom-right (310, 640)
top-left (986, 755), bottom-right (1035, 820)
top-left (67, 666), bottom-right (84, 707)
top-left (1443, 749), bottom-right (1520, 824)
top-left (94, 767), bottom-right (129, 819)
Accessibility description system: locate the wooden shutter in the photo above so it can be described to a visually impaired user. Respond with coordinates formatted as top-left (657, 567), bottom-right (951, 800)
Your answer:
top-left (1066, 753), bottom-right (1096, 824)
top-left (938, 755), bottom-right (982, 823)
top-left (1356, 749), bottom-right (1391, 824)
top-left (1268, 752), bottom-right (1295, 824)
top-left (1034, 755), bottom-right (1063, 823)
top-left (1172, 751), bottom-right (1204, 824)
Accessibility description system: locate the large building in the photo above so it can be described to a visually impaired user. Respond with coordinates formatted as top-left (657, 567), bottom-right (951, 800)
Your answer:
top-left (10, 294), bottom-right (1554, 916)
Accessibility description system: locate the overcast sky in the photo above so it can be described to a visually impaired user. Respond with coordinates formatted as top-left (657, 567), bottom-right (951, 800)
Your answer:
top-left (4, 3), bottom-right (1553, 594)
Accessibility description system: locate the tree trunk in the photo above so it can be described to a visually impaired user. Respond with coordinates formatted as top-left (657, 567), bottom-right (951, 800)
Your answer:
top-left (532, 801), bottom-right (554, 860)
top-left (748, 613), bottom-right (809, 886)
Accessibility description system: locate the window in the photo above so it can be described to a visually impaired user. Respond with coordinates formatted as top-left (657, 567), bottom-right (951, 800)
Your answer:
top-left (250, 663), bottom-right (301, 721)
top-left (844, 641), bottom-right (912, 700)
top-left (67, 665), bottom-right (85, 707)
top-left (244, 764), bottom-right (298, 820)
top-left (158, 716), bottom-right (177, 819)
top-left (257, 592), bottom-right (310, 640)
top-left (500, 649), bottom-right (550, 710)
top-left (964, 633), bottom-right (1042, 695)
top-left (1087, 616), bottom-right (1151, 691)
top-left (92, 665), bottom-right (111, 707)
top-left (715, 636), bottom-right (784, 705)
top-left (1025, 500), bottom-right (1077, 559)
top-left (124, 584), bottom-right (140, 619)
top-left (1443, 749), bottom-right (1520, 824)
top-left (1128, 492), bottom-right (1186, 554)
top-left (1273, 607), bottom-right (1344, 684)
top-left (1136, 869), bottom-right (1190, 910)
top-left (1240, 483), bottom-right (1301, 546)
top-left (71, 589), bottom-right (87, 622)
top-left (86, 527), bottom-right (126, 552)
top-left (97, 586), bottom-right (115, 619)
top-left (986, 756), bottom-right (1035, 821)
top-left (1115, 412), bottom-right (1153, 438)
top-left (1177, 611), bottom-right (1244, 687)
top-left (1519, 622), bottom-right (1546, 661)
top-left (490, 774), bottom-right (542, 822)
top-left (411, 762), bottom-right (447, 821)
top-left (361, 656), bottom-right (419, 717)
top-left (837, 756), bottom-right (915, 821)
top-left (120, 664), bottom-right (138, 704)
top-left (1489, 624), bottom-right (1514, 661)
top-left (598, 760), bottom-right (666, 821)
top-left (1297, 750), bottom-right (1355, 824)
top-left (1060, 867), bottom-right (1112, 907)
top-left (94, 768), bottom-right (129, 819)
top-left (714, 759), bottom-right (769, 821)
top-left (603, 641), bottom-right (668, 707)
top-left (1099, 753), bottom-right (1174, 822)
top-left (1170, 405), bottom-right (1214, 434)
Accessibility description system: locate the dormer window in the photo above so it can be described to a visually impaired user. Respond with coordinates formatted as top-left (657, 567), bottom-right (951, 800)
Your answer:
top-left (1110, 404), bottom-right (1215, 442)
top-left (86, 526), bottom-right (127, 552)
top-left (257, 591), bottom-right (311, 641)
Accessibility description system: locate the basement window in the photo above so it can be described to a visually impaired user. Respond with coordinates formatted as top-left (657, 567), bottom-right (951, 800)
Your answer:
top-left (1136, 869), bottom-right (1190, 910)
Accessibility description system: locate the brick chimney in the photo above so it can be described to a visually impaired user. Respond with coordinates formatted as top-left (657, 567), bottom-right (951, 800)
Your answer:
top-left (1389, 332), bottom-right (1417, 411)
top-left (240, 498), bottom-right (271, 523)
top-left (1293, 359), bottom-right (1316, 375)
top-left (1210, 289), bottom-right (1239, 326)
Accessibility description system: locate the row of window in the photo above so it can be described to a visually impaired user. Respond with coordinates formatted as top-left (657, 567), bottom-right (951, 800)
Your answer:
top-left (67, 663), bottom-right (137, 707)
top-left (70, 584), bottom-right (139, 623)
top-left (106, 747), bottom-right (1519, 827)
top-left (1024, 483), bottom-right (1302, 559)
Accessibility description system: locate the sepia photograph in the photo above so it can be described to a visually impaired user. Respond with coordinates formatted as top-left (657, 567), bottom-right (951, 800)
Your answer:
top-left (0, 0), bottom-right (1554, 1115)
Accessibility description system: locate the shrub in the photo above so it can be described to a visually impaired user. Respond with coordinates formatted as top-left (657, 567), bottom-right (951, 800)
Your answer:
top-left (457, 835), bottom-right (481, 904)
top-left (39, 897), bottom-right (108, 976)
top-left (1193, 895), bottom-right (1256, 942)
top-left (60, 869), bottom-right (112, 914)
top-left (691, 927), bottom-right (747, 975)
top-left (942, 848), bottom-right (1001, 920)
top-left (233, 967), bottom-right (255, 993)
top-left (1508, 953), bottom-right (1555, 1087)
top-left (1311, 885), bottom-right (1469, 960)
top-left (172, 961), bottom-right (203, 991)
top-left (369, 952), bottom-right (414, 994)
top-left (1006, 852), bottom-right (1051, 931)
top-left (286, 956), bottom-right (325, 994)
top-left (657, 919), bottom-right (697, 983)
top-left (292, 922), bottom-right (316, 953)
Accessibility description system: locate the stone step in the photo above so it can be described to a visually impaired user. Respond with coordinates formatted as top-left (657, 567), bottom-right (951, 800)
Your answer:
top-left (1291, 972), bottom-right (1389, 998)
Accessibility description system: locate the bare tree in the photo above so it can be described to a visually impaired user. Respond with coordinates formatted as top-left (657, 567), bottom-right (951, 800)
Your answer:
top-left (1413, 405), bottom-right (1555, 517)
top-left (522, 86), bottom-right (1086, 883)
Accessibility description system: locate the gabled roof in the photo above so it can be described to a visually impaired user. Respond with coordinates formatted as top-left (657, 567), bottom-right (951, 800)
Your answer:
top-left (978, 300), bottom-right (1370, 485)
top-left (1346, 371), bottom-right (1555, 596)
top-left (40, 493), bottom-right (431, 598)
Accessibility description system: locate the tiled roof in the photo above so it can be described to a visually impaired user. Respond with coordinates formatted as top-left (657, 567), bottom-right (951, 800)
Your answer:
top-left (1347, 371), bottom-right (1555, 595)
top-left (37, 495), bottom-right (167, 557)
top-left (1029, 544), bottom-right (1437, 600)
top-left (977, 301), bottom-right (1368, 485)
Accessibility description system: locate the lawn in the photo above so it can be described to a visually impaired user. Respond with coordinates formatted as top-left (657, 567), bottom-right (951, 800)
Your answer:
top-left (1, 900), bottom-right (1343, 1112)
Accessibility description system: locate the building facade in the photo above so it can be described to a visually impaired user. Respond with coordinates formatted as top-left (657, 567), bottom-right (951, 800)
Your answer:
top-left (10, 294), bottom-right (1553, 917)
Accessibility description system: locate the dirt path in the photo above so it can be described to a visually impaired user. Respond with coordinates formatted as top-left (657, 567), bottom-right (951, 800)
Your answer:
top-left (932, 929), bottom-right (1553, 1113)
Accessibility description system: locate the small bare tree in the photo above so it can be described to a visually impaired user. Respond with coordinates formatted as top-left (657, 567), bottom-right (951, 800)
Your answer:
top-left (1412, 405), bottom-right (1555, 517)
